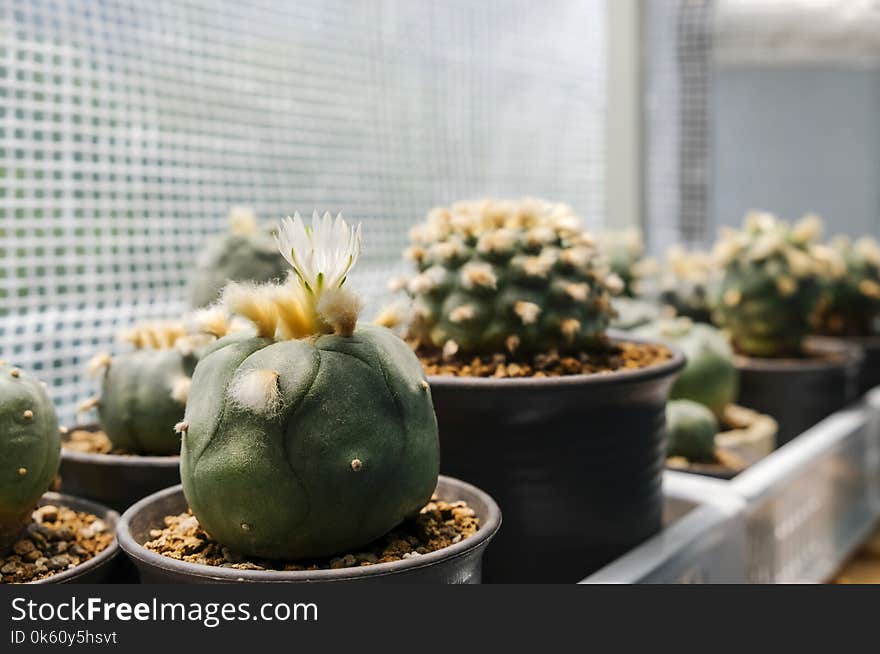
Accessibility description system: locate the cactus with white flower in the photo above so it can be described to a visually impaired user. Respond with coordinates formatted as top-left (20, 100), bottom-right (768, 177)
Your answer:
top-left (83, 316), bottom-right (230, 455)
top-left (711, 211), bottom-right (842, 358)
top-left (178, 212), bottom-right (439, 560)
top-left (0, 362), bottom-right (60, 554)
top-left (814, 235), bottom-right (880, 337)
top-left (396, 198), bottom-right (622, 357)
top-left (189, 207), bottom-right (289, 307)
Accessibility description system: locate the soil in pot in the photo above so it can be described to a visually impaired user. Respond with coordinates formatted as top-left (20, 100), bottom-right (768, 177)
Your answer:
top-left (420, 337), bottom-right (683, 583)
top-left (734, 338), bottom-right (861, 447)
top-left (145, 495), bottom-right (479, 572)
top-left (60, 425), bottom-right (181, 513)
top-left (666, 404), bottom-right (777, 479)
top-left (0, 503), bottom-right (113, 584)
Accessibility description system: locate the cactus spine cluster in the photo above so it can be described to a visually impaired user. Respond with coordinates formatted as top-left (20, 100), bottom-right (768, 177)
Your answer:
top-left (84, 316), bottom-right (230, 455)
top-left (711, 211), bottom-right (842, 358)
top-left (189, 207), bottom-right (289, 308)
top-left (180, 212), bottom-right (439, 560)
top-left (814, 236), bottom-right (880, 337)
top-left (0, 362), bottom-right (60, 554)
top-left (398, 198), bottom-right (623, 357)
top-left (634, 318), bottom-right (737, 418)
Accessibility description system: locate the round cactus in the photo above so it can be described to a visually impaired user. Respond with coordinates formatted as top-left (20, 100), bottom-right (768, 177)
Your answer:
top-left (84, 316), bottom-right (230, 455)
top-left (0, 363), bottom-right (60, 553)
top-left (814, 235), bottom-right (880, 337)
top-left (398, 198), bottom-right (623, 356)
top-left (179, 212), bottom-right (440, 559)
top-left (189, 207), bottom-right (289, 308)
top-left (666, 399), bottom-right (718, 462)
top-left (711, 211), bottom-right (843, 357)
top-left (634, 318), bottom-right (738, 417)
top-left (597, 227), bottom-right (655, 298)
top-left (659, 246), bottom-right (716, 323)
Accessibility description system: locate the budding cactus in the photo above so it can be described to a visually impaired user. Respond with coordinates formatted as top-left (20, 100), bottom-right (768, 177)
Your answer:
top-left (814, 236), bottom-right (880, 337)
top-left (0, 363), bottom-right (60, 554)
top-left (659, 246), bottom-right (716, 323)
top-left (189, 207), bottom-right (289, 308)
top-left (398, 198), bottom-right (623, 356)
top-left (180, 212), bottom-right (439, 560)
top-left (711, 211), bottom-right (842, 357)
top-left (633, 318), bottom-right (737, 418)
top-left (85, 315), bottom-right (229, 455)
top-left (666, 400), bottom-right (719, 462)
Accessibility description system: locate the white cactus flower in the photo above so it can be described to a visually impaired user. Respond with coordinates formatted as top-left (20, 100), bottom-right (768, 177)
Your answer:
top-left (276, 211), bottom-right (362, 295)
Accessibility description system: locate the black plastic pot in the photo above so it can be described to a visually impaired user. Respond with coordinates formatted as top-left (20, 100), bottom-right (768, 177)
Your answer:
top-left (821, 336), bottom-right (880, 396)
top-left (29, 492), bottom-right (120, 584)
top-left (60, 425), bottom-right (180, 513)
top-left (428, 340), bottom-right (685, 583)
top-left (735, 338), bottom-right (862, 447)
top-left (118, 475), bottom-right (500, 584)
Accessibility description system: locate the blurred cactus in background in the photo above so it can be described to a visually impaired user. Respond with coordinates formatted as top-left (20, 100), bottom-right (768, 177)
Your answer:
top-left (395, 198), bottom-right (623, 357)
top-left (665, 399), bottom-right (719, 462)
top-left (659, 246), bottom-right (716, 323)
top-left (813, 236), bottom-right (880, 337)
top-left (189, 207), bottom-right (289, 308)
top-left (711, 211), bottom-right (842, 358)
top-left (597, 227), bottom-right (655, 298)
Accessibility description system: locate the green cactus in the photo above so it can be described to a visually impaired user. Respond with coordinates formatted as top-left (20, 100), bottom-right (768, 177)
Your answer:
top-left (814, 236), bottom-right (880, 337)
top-left (179, 212), bottom-right (440, 559)
top-left (597, 227), bottom-right (654, 298)
top-left (633, 318), bottom-right (737, 418)
top-left (84, 316), bottom-right (230, 455)
top-left (398, 198), bottom-right (623, 356)
top-left (666, 400), bottom-right (719, 462)
top-left (0, 363), bottom-right (60, 554)
top-left (610, 297), bottom-right (664, 331)
top-left (659, 246), bottom-right (715, 323)
top-left (711, 211), bottom-right (841, 358)
top-left (189, 207), bottom-right (289, 308)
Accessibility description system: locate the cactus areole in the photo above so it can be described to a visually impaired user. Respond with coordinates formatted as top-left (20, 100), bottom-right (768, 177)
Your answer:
top-left (0, 363), bottom-right (60, 554)
top-left (180, 212), bottom-right (440, 560)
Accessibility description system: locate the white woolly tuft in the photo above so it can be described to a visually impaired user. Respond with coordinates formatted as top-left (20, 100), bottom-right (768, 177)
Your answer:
top-left (514, 301), bottom-right (541, 325)
top-left (86, 353), bottom-right (112, 378)
top-left (374, 302), bottom-right (409, 329)
top-left (317, 286), bottom-right (364, 337)
top-left (229, 369), bottom-right (282, 417)
top-left (170, 376), bottom-right (192, 404)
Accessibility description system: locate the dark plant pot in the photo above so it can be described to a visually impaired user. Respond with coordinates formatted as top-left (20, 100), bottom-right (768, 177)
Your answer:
top-left (428, 340), bottom-right (686, 583)
top-left (118, 475), bottom-right (500, 584)
top-left (814, 336), bottom-right (880, 396)
top-left (29, 492), bottom-right (120, 584)
top-left (735, 338), bottom-right (862, 447)
top-left (60, 425), bottom-right (180, 513)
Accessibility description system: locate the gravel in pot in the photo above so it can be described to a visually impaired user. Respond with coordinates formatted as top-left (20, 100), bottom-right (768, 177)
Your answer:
top-left (60, 425), bottom-right (180, 513)
top-left (118, 476), bottom-right (500, 584)
top-left (0, 492), bottom-right (119, 584)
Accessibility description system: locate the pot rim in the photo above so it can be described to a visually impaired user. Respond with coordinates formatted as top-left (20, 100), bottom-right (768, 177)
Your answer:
top-left (734, 338), bottom-right (863, 373)
top-left (426, 337), bottom-right (685, 389)
top-left (29, 492), bottom-right (120, 584)
top-left (118, 475), bottom-right (501, 582)
top-left (62, 425), bottom-right (180, 467)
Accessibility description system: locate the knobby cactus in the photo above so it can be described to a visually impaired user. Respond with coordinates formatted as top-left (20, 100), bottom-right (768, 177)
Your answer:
top-left (666, 399), bottom-right (719, 462)
top-left (396, 198), bottom-right (623, 357)
top-left (189, 207), bottom-right (289, 307)
top-left (711, 211), bottom-right (842, 357)
top-left (814, 236), bottom-right (880, 337)
top-left (84, 314), bottom-right (231, 455)
top-left (633, 318), bottom-right (737, 418)
top-left (179, 212), bottom-right (440, 560)
top-left (659, 246), bottom-right (715, 323)
top-left (0, 362), bottom-right (60, 554)
top-left (597, 227), bottom-right (654, 298)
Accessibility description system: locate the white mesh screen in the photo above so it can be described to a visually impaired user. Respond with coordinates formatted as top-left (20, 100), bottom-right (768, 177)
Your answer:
top-left (0, 0), bottom-right (607, 424)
